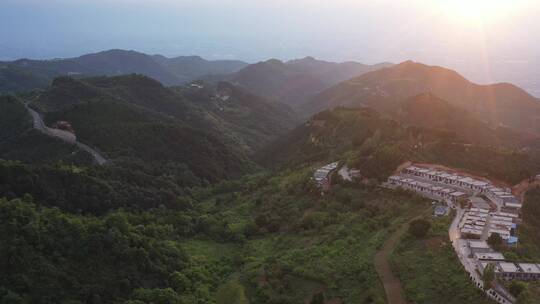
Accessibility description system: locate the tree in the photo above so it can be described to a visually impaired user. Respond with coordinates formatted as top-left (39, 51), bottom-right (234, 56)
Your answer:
top-left (509, 281), bottom-right (527, 297)
top-left (310, 292), bottom-right (325, 304)
top-left (216, 281), bottom-right (249, 304)
top-left (408, 219), bottom-right (431, 238)
top-left (131, 288), bottom-right (182, 304)
top-left (482, 263), bottom-right (495, 290)
top-left (516, 290), bottom-right (532, 304)
top-left (487, 233), bottom-right (503, 250)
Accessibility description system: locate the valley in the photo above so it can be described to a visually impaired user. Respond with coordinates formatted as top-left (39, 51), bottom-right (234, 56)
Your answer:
top-left (2, 50), bottom-right (540, 304)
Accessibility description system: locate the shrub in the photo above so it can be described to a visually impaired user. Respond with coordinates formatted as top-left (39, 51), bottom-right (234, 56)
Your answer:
top-left (408, 219), bottom-right (431, 238)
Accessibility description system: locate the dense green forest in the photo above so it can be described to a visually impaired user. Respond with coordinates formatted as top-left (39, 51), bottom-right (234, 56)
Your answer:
top-left (0, 166), bottom-right (430, 303)
top-left (0, 96), bottom-right (93, 165)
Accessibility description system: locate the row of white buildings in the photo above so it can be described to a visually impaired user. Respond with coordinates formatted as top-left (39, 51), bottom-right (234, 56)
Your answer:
top-left (469, 240), bottom-right (540, 282)
top-left (388, 175), bottom-right (468, 203)
top-left (313, 162), bottom-right (339, 190)
top-left (398, 166), bottom-right (521, 211)
top-left (479, 261), bottom-right (540, 281)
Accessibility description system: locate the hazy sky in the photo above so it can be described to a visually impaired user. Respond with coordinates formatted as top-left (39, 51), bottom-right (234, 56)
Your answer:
top-left (1, 0), bottom-right (539, 92)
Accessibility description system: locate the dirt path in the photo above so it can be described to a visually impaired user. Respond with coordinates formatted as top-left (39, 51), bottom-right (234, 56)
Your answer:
top-left (512, 178), bottom-right (540, 201)
top-left (374, 210), bottom-right (429, 304)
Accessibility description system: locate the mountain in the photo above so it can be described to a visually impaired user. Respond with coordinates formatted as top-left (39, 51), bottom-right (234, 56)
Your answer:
top-left (214, 57), bottom-right (392, 107)
top-left (152, 55), bottom-right (247, 83)
top-left (173, 81), bottom-right (298, 152)
top-left (389, 93), bottom-right (536, 147)
top-left (259, 107), bottom-right (540, 184)
top-left (305, 61), bottom-right (540, 136)
top-left (0, 49), bottom-right (248, 93)
top-left (27, 74), bottom-right (298, 177)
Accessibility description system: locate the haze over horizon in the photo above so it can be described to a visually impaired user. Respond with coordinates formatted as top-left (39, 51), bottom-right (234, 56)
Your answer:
top-left (2, 0), bottom-right (540, 95)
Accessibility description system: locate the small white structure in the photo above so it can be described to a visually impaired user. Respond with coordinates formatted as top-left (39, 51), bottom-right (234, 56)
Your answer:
top-left (475, 252), bottom-right (505, 261)
top-left (469, 240), bottom-right (491, 254)
top-left (313, 162), bottom-right (339, 190)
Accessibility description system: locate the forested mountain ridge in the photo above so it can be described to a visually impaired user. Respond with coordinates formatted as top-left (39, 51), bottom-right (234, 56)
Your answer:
top-left (152, 54), bottom-right (247, 83)
top-left (305, 61), bottom-right (540, 136)
top-left (173, 81), bottom-right (298, 152)
top-left (0, 49), bottom-right (248, 93)
top-left (32, 74), bottom-right (297, 154)
top-left (259, 107), bottom-right (540, 184)
top-left (389, 93), bottom-right (538, 148)
top-left (209, 57), bottom-right (393, 107)
top-left (0, 95), bottom-right (93, 165)
top-left (30, 75), bottom-right (245, 178)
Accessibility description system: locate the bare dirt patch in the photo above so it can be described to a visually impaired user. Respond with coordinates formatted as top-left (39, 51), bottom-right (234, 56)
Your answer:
top-left (424, 236), bottom-right (445, 251)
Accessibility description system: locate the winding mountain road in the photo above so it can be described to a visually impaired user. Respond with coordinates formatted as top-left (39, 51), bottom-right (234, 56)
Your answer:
top-left (26, 105), bottom-right (108, 165)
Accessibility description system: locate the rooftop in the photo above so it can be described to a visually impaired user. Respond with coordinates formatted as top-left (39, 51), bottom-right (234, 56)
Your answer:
top-left (406, 166), bottom-right (420, 171)
top-left (469, 197), bottom-right (487, 204)
top-left (518, 263), bottom-right (540, 274)
top-left (469, 240), bottom-right (490, 249)
top-left (498, 262), bottom-right (518, 273)
top-left (475, 252), bottom-right (505, 260)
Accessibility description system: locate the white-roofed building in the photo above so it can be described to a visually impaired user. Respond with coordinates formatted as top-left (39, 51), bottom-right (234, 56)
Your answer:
top-left (475, 252), bottom-right (505, 261)
top-left (469, 240), bottom-right (491, 254)
top-left (517, 264), bottom-right (540, 280)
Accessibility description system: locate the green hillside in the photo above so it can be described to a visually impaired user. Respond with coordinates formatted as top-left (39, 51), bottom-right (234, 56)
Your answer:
top-left (0, 165), bottom-right (430, 303)
top-left (24, 75), bottom-right (300, 185)
top-left (259, 107), bottom-right (540, 184)
top-left (0, 96), bottom-right (93, 165)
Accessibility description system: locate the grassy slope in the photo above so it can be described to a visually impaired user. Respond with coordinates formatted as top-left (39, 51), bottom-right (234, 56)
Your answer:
top-left (390, 213), bottom-right (493, 304)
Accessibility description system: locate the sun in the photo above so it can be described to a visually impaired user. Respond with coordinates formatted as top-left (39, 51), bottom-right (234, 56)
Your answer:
top-left (435, 0), bottom-right (517, 24)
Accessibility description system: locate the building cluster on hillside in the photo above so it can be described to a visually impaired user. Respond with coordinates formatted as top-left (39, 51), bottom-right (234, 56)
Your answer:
top-left (313, 162), bottom-right (339, 191)
top-left (389, 165), bottom-right (523, 244)
top-left (459, 208), bottom-right (489, 238)
top-left (468, 240), bottom-right (540, 282)
top-left (459, 208), bottom-right (519, 244)
top-left (388, 175), bottom-right (467, 204)
top-left (389, 166), bottom-right (521, 212)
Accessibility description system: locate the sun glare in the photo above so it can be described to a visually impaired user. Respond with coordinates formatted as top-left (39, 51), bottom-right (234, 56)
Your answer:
top-left (435, 0), bottom-right (517, 24)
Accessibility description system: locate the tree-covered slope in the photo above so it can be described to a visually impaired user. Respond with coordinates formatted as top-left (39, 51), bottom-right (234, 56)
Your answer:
top-left (259, 107), bottom-right (540, 184)
top-left (0, 164), bottom-right (430, 303)
top-left (174, 81), bottom-right (299, 152)
top-left (390, 93), bottom-right (536, 148)
top-left (305, 61), bottom-right (540, 136)
top-left (0, 96), bottom-right (93, 165)
top-left (211, 57), bottom-right (392, 107)
top-left (30, 76), bottom-right (253, 183)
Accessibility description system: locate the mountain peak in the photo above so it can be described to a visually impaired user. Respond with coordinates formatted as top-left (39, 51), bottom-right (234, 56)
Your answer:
top-left (264, 58), bottom-right (285, 65)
